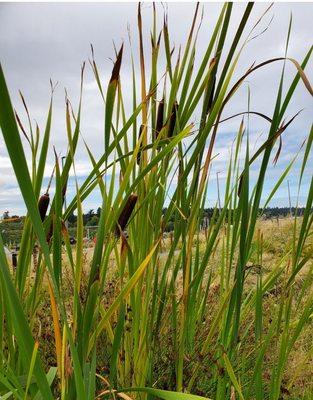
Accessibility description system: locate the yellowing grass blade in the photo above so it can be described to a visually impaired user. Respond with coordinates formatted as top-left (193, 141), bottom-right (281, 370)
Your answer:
top-left (47, 278), bottom-right (62, 378)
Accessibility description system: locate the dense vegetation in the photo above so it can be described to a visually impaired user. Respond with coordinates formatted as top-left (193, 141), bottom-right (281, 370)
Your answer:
top-left (0, 3), bottom-right (312, 400)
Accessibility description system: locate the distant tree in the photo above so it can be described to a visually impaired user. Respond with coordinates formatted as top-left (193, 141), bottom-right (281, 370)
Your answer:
top-left (96, 207), bottom-right (101, 217)
top-left (87, 215), bottom-right (99, 226)
top-left (3, 211), bottom-right (10, 219)
top-left (68, 212), bottom-right (77, 224)
top-left (83, 209), bottom-right (95, 224)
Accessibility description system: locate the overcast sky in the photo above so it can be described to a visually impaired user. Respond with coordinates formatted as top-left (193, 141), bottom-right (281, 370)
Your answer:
top-left (0, 2), bottom-right (312, 215)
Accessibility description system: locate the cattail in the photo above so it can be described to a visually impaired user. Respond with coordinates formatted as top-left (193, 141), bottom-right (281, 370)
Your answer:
top-left (38, 166), bottom-right (54, 222)
top-left (110, 44), bottom-right (123, 83)
top-left (46, 222), bottom-right (53, 244)
top-left (115, 193), bottom-right (138, 236)
top-left (155, 98), bottom-right (164, 139)
top-left (168, 101), bottom-right (178, 138)
top-left (38, 193), bottom-right (50, 221)
top-left (12, 252), bottom-right (17, 269)
top-left (137, 125), bottom-right (144, 165)
top-left (33, 245), bottom-right (38, 271)
top-left (205, 75), bottom-right (216, 116)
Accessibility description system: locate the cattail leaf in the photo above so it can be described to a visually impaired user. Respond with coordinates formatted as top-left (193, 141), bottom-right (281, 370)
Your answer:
top-left (299, 124), bottom-right (313, 187)
top-left (34, 94), bottom-right (53, 197)
top-left (81, 280), bottom-right (99, 361)
top-left (213, 2), bottom-right (254, 103)
top-left (223, 353), bottom-right (245, 400)
top-left (0, 64), bottom-right (55, 398)
top-left (122, 387), bottom-right (212, 400)
top-left (105, 45), bottom-right (123, 152)
top-left (273, 134), bottom-right (282, 165)
top-left (52, 150), bottom-right (63, 288)
top-left (47, 278), bottom-right (62, 378)
top-left (88, 240), bottom-right (160, 353)
top-left (15, 110), bottom-right (31, 146)
top-left (262, 146), bottom-right (302, 210)
top-left (287, 56), bottom-right (313, 96)
top-left (136, 125), bottom-right (144, 165)
top-left (0, 235), bottom-right (54, 398)
top-left (237, 110), bottom-right (302, 195)
top-left (109, 302), bottom-right (126, 386)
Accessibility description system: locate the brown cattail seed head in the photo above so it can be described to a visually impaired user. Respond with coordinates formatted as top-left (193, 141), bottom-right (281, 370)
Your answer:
top-left (205, 75), bottom-right (216, 116)
top-left (137, 125), bottom-right (144, 166)
top-left (168, 101), bottom-right (178, 138)
top-left (105, 46), bottom-right (122, 152)
top-left (115, 193), bottom-right (138, 236)
top-left (110, 44), bottom-right (123, 83)
top-left (46, 223), bottom-right (53, 244)
top-left (12, 252), bottom-right (17, 268)
top-left (155, 98), bottom-right (164, 139)
top-left (38, 193), bottom-right (50, 221)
